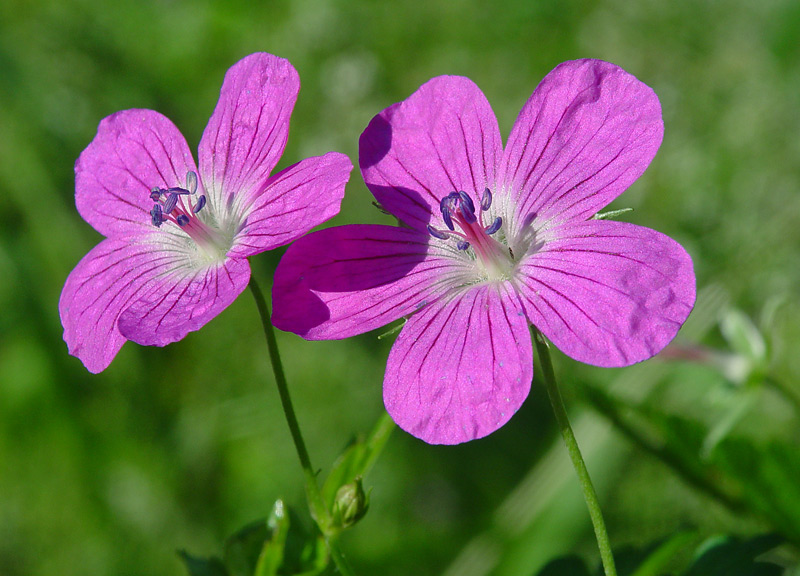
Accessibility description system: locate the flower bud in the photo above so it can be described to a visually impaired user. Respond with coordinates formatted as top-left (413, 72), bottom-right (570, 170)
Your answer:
top-left (331, 476), bottom-right (369, 530)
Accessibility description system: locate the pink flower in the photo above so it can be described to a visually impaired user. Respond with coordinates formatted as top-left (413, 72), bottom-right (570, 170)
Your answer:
top-left (272, 59), bottom-right (695, 445)
top-left (60, 53), bottom-right (352, 373)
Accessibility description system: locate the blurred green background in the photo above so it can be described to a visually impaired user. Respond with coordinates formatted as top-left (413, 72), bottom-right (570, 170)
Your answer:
top-left (2, 0), bottom-right (800, 574)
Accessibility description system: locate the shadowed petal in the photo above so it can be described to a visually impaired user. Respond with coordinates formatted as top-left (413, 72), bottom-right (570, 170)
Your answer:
top-left (517, 220), bottom-right (695, 367)
top-left (75, 110), bottom-right (199, 238)
top-left (199, 53), bottom-right (299, 214)
top-left (272, 224), bottom-right (466, 339)
top-left (59, 236), bottom-right (179, 373)
top-left (499, 60), bottom-right (663, 237)
top-left (360, 76), bottom-right (502, 232)
top-left (117, 257), bottom-right (251, 347)
top-left (229, 152), bottom-right (352, 258)
top-left (384, 283), bottom-right (532, 445)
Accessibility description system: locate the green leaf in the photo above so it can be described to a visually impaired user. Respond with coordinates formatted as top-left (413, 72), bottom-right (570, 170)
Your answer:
top-left (682, 534), bottom-right (783, 576)
top-left (534, 555), bottom-right (591, 576)
top-left (626, 531), bottom-right (698, 576)
top-left (253, 500), bottom-right (290, 576)
top-left (321, 412), bottom-right (394, 512)
top-left (178, 550), bottom-right (229, 576)
top-left (223, 518), bottom-right (272, 576)
top-left (720, 309), bottom-right (767, 368)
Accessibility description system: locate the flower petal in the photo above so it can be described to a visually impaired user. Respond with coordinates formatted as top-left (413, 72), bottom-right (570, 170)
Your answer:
top-left (499, 60), bottom-right (663, 236)
top-left (384, 283), bottom-right (532, 445)
top-left (517, 220), bottom-right (695, 367)
top-left (272, 224), bottom-right (465, 339)
top-left (75, 110), bottom-right (199, 238)
top-left (199, 53), bottom-right (299, 214)
top-left (59, 236), bottom-right (174, 373)
top-left (360, 76), bottom-right (502, 232)
top-left (117, 257), bottom-right (251, 347)
top-left (229, 152), bottom-right (353, 258)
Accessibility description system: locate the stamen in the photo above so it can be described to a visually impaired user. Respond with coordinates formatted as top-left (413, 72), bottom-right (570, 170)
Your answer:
top-left (429, 189), bottom-right (513, 279)
top-left (427, 224), bottom-right (450, 240)
top-left (485, 217), bottom-right (502, 235)
top-left (150, 187), bottom-right (162, 201)
top-left (193, 195), bottom-right (206, 214)
top-left (480, 188), bottom-right (492, 211)
top-left (165, 186), bottom-right (191, 195)
top-left (176, 214), bottom-right (190, 227)
top-left (151, 204), bottom-right (164, 227)
top-left (440, 195), bottom-right (455, 231)
top-left (162, 193), bottom-right (178, 214)
top-left (457, 191), bottom-right (477, 223)
top-left (185, 170), bottom-right (198, 195)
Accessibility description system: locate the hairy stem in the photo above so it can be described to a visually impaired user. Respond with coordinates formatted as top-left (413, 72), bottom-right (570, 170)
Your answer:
top-left (249, 276), bottom-right (355, 576)
top-left (533, 328), bottom-right (617, 576)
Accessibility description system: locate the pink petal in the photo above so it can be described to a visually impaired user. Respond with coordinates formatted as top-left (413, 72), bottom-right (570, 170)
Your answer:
top-left (75, 110), bottom-right (199, 238)
top-left (198, 53), bottom-right (299, 212)
top-left (117, 257), bottom-right (251, 347)
top-left (360, 76), bottom-right (502, 231)
top-left (384, 283), bottom-right (532, 445)
top-left (59, 236), bottom-right (175, 373)
top-left (499, 60), bottom-right (663, 236)
top-left (517, 220), bottom-right (695, 367)
top-left (272, 224), bottom-right (465, 339)
top-left (229, 152), bottom-right (353, 258)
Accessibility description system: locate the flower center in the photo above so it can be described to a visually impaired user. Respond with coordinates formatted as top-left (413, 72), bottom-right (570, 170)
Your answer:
top-left (149, 171), bottom-right (227, 261)
top-left (427, 188), bottom-right (514, 280)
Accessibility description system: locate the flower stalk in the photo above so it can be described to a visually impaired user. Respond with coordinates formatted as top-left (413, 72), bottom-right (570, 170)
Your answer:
top-left (533, 328), bottom-right (617, 576)
top-left (249, 276), bottom-right (356, 576)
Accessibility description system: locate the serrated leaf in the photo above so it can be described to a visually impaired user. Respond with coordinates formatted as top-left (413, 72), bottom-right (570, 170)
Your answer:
top-left (178, 550), bottom-right (229, 576)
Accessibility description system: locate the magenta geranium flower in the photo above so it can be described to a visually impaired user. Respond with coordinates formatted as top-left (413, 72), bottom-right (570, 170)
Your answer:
top-left (272, 59), bottom-right (695, 445)
top-left (59, 53), bottom-right (352, 373)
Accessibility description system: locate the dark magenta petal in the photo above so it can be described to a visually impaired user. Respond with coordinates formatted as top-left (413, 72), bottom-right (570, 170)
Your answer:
top-left (117, 257), bottom-right (250, 346)
top-left (272, 224), bottom-right (468, 339)
top-left (59, 236), bottom-right (175, 373)
top-left (229, 152), bottom-right (352, 258)
top-left (517, 220), bottom-right (695, 367)
top-left (499, 59), bottom-right (663, 236)
top-left (384, 283), bottom-right (532, 445)
top-left (359, 76), bottom-right (502, 232)
top-left (75, 110), bottom-right (199, 238)
top-left (199, 53), bottom-right (300, 213)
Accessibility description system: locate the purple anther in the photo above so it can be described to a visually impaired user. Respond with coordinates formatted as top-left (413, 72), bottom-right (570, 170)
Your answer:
top-left (440, 194), bottom-right (456, 230)
top-left (456, 240), bottom-right (470, 251)
top-left (427, 224), bottom-right (450, 240)
top-left (185, 170), bottom-right (198, 194)
top-left (480, 188), bottom-right (492, 211)
top-left (176, 214), bottom-right (190, 227)
top-left (166, 186), bottom-right (191, 195)
top-left (485, 216), bottom-right (502, 235)
top-left (162, 193), bottom-right (178, 214)
top-left (150, 187), bottom-right (162, 201)
top-left (458, 191), bottom-right (476, 222)
top-left (192, 195), bottom-right (206, 214)
top-left (150, 204), bottom-right (163, 227)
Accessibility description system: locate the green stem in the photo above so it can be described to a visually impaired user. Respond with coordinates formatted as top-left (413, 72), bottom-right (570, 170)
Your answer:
top-left (248, 277), bottom-right (356, 576)
top-left (533, 328), bottom-right (617, 576)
